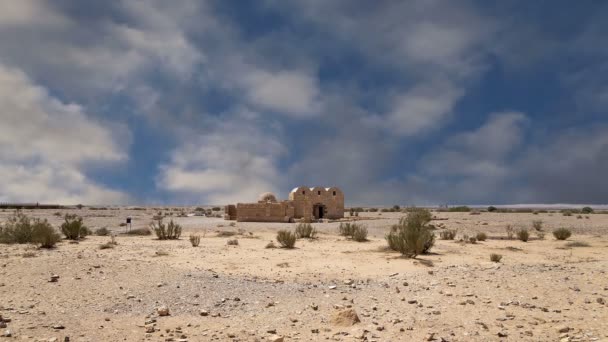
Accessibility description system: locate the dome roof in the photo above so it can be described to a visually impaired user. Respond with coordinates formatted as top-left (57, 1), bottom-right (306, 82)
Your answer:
top-left (258, 192), bottom-right (278, 203)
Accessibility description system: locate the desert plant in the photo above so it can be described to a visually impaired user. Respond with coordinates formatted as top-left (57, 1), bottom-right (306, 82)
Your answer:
top-left (227, 238), bottom-right (239, 245)
top-left (189, 235), bottom-right (201, 247)
top-left (565, 241), bottom-right (590, 247)
top-left (532, 220), bottom-right (543, 231)
top-left (562, 210), bottom-right (572, 216)
top-left (60, 214), bottom-right (89, 240)
top-left (487, 206), bottom-right (497, 212)
top-left (295, 223), bottom-right (317, 239)
top-left (439, 229), bottom-right (457, 240)
top-left (124, 228), bottom-right (152, 235)
top-left (576, 215), bottom-right (583, 219)
top-left (95, 227), bottom-right (110, 236)
top-left (338, 222), bottom-right (355, 237)
top-left (351, 225), bottom-right (368, 242)
top-left (32, 219), bottom-right (61, 248)
top-left (553, 228), bottom-right (572, 240)
top-left (490, 253), bottom-right (503, 262)
top-left (469, 236), bottom-right (477, 244)
top-left (99, 242), bottom-right (115, 249)
top-left (0, 211), bottom-right (35, 244)
top-left (581, 206), bottom-right (593, 214)
top-left (505, 225), bottom-right (514, 240)
top-left (536, 230), bottom-right (545, 240)
top-left (150, 218), bottom-right (182, 240)
top-left (476, 232), bottom-right (487, 241)
top-left (265, 241), bottom-right (276, 249)
top-left (449, 206), bottom-right (471, 212)
top-left (276, 230), bottom-right (296, 248)
top-left (386, 210), bottom-right (435, 258)
top-left (517, 229), bottom-right (529, 242)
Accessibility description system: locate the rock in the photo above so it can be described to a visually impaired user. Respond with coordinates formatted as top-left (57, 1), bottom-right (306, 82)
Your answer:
top-left (597, 297), bottom-right (605, 305)
top-left (199, 310), bottom-right (209, 316)
top-left (330, 308), bottom-right (360, 327)
top-left (328, 285), bottom-right (337, 290)
top-left (52, 324), bottom-right (65, 330)
top-left (145, 326), bottom-right (155, 333)
top-left (49, 275), bottom-right (60, 282)
top-left (268, 335), bottom-right (284, 342)
top-left (157, 306), bottom-right (170, 316)
top-left (0, 322), bottom-right (5, 329)
top-left (497, 331), bottom-right (508, 337)
top-left (344, 279), bottom-right (354, 285)
top-left (2, 330), bottom-right (11, 337)
top-left (557, 326), bottom-right (570, 333)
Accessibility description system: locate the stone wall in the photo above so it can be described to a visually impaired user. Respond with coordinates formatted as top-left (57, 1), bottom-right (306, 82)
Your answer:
top-left (236, 202), bottom-right (295, 222)
top-left (289, 186), bottom-right (344, 220)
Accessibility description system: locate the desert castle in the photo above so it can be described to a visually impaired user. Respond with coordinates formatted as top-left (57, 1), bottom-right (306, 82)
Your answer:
top-left (225, 186), bottom-right (345, 222)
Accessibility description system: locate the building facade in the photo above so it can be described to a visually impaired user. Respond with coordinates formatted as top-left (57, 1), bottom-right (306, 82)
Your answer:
top-left (225, 186), bottom-right (344, 222)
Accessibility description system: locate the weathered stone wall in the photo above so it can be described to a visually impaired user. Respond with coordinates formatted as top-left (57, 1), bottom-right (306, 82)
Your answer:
top-left (236, 202), bottom-right (294, 222)
top-left (224, 204), bottom-right (237, 220)
top-left (289, 186), bottom-right (345, 220)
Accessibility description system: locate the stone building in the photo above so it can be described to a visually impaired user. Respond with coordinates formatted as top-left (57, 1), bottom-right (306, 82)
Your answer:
top-left (224, 186), bottom-right (344, 222)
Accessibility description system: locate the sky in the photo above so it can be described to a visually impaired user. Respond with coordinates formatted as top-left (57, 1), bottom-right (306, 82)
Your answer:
top-left (0, 0), bottom-right (607, 206)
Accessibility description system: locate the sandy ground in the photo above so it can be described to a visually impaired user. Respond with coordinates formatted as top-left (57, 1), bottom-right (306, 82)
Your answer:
top-left (1, 208), bottom-right (607, 341)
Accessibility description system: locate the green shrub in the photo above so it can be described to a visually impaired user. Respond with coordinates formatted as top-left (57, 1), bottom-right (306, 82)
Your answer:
top-left (95, 227), bottom-right (110, 236)
top-left (403, 207), bottom-right (433, 223)
top-left (439, 229), bottom-right (457, 240)
top-left (581, 206), bottom-right (593, 214)
top-left (517, 229), bottom-right (529, 242)
top-left (276, 230), bottom-right (296, 248)
top-left (151, 218), bottom-right (182, 240)
top-left (562, 210), bottom-right (572, 216)
top-left (386, 211), bottom-right (435, 258)
top-left (553, 228), bottom-right (572, 240)
top-left (490, 253), bottom-right (502, 262)
top-left (189, 235), bottom-right (201, 247)
top-left (32, 219), bottom-right (61, 248)
top-left (476, 232), bottom-right (487, 241)
top-left (60, 214), bottom-right (89, 240)
top-left (487, 206), bottom-right (497, 212)
top-left (295, 223), bottom-right (317, 239)
top-left (368, 208), bottom-right (378, 212)
top-left (351, 225), bottom-right (368, 242)
top-left (469, 236), bottom-right (477, 244)
top-left (0, 211), bottom-right (35, 244)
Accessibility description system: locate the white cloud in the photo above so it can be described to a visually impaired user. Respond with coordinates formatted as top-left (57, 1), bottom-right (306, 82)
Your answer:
top-left (0, 64), bottom-right (129, 204)
top-left (241, 69), bottom-right (320, 117)
top-left (157, 116), bottom-right (286, 204)
top-left (0, 0), bottom-right (68, 28)
top-left (367, 79), bottom-right (464, 136)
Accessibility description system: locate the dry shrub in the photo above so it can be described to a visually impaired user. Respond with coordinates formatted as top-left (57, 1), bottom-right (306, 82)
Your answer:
top-left (276, 230), bottom-right (296, 248)
top-left (490, 253), bottom-right (502, 262)
top-left (351, 225), bottom-right (368, 242)
top-left (61, 214), bottom-right (90, 240)
top-left (553, 228), bottom-right (572, 240)
top-left (439, 229), bottom-right (457, 240)
top-left (338, 222), bottom-right (356, 237)
top-left (476, 232), bottom-right (487, 241)
top-left (565, 241), bottom-right (589, 248)
top-left (124, 228), bottom-right (151, 236)
top-left (151, 218), bottom-right (182, 240)
top-left (469, 237), bottom-right (477, 244)
top-left (505, 225), bottom-right (515, 240)
top-left (295, 223), bottom-right (317, 239)
top-left (265, 241), bottom-right (276, 249)
top-left (532, 220), bottom-right (543, 231)
top-left (217, 231), bottom-right (237, 237)
top-left (227, 238), bottom-right (239, 246)
top-left (0, 211), bottom-right (60, 248)
top-left (386, 209), bottom-right (435, 258)
top-left (95, 227), bottom-right (110, 236)
top-left (536, 230), bottom-right (545, 240)
top-left (99, 242), bottom-right (114, 249)
top-left (517, 229), bottom-right (529, 242)
top-left (189, 235), bottom-right (201, 247)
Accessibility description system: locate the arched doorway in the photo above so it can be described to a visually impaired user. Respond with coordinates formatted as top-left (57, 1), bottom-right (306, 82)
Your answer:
top-left (313, 204), bottom-right (326, 219)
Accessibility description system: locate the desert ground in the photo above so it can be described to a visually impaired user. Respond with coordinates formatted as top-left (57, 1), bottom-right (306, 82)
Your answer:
top-left (1, 208), bottom-right (607, 342)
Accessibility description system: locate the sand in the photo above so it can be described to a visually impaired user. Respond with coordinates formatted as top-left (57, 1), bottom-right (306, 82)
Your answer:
top-left (0, 208), bottom-right (607, 341)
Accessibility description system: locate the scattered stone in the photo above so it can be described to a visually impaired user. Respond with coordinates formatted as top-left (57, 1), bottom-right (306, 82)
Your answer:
top-left (268, 335), bottom-right (284, 342)
top-left (330, 308), bottom-right (360, 327)
top-left (52, 324), bottom-right (65, 330)
top-left (49, 275), bottom-right (60, 283)
top-left (597, 297), bottom-right (605, 305)
top-left (157, 306), bottom-right (170, 316)
top-left (557, 326), bottom-right (570, 333)
top-left (199, 310), bottom-right (209, 316)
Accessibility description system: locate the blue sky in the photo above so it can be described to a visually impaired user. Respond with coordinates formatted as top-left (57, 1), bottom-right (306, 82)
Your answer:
top-left (1, 0), bottom-right (607, 206)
